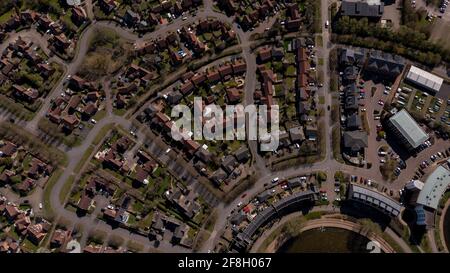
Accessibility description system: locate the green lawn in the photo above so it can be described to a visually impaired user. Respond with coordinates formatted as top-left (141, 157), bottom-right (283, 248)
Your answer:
top-left (138, 211), bottom-right (154, 229)
top-left (21, 238), bottom-right (39, 252)
top-left (6, 228), bottom-right (21, 241)
top-left (92, 109), bottom-right (107, 121)
top-left (113, 108), bottom-right (127, 116)
top-left (0, 10), bottom-right (14, 24)
top-left (157, 175), bottom-right (171, 195)
top-left (132, 200), bottom-right (144, 213)
top-left (285, 65), bottom-right (296, 77)
top-left (22, 154), bottom-right (33, 171)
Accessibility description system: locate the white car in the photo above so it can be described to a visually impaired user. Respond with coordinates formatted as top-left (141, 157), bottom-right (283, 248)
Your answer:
top-left (325, 20), bottom-right (329, 28)
top-left (165, 148), bottom-right (171, 154)
top-left (90, 119), bottom-right (97, 124)
top-left (38, 203), bottom-right (43, 210)
top-left (237, 202), bottom-right (243, 208)
top-left (271, 177), bottom-right (279, 184)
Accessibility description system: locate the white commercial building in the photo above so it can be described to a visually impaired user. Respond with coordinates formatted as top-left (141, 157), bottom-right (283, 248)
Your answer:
top-left (405, 65), bottom-right (444, 94)
top-left (417, 165), bottom-right (450, 210)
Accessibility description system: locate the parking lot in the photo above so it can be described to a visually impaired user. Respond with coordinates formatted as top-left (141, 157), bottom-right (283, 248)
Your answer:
top-left (392, 83), bottom-right (450, 128)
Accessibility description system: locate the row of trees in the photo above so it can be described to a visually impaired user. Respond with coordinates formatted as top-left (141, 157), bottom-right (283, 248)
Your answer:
top-left (332, 34), bottom-right (443, 67)
top-left (332, 16), bottom-right (450, 67)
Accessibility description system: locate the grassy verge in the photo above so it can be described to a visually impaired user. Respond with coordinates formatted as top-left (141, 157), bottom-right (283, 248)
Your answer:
top-left (74, 146), bottom-right (94, 173)
top-left (361, 112), bottom-right (370, 134)
top-left (204, 210), bottom-right (218, 232)
top-left (319, 96), bottom-right (325, 104)
top-left (126, 240), bottom-right (144, 253)
top-left (92, 123), bottom-right (113, 146)
top-left (420, 235), bottom-right (432, 253)
top-left (332, 126), bottom-right (344, 163)
top-left (59, 175), bottom-right (75, 204)
top-left (316, 35), bottom-right (323, 47)
top-left (42, 167), bottom-right (64, 220)
top-left (380, 233), bottom-right (405, 253)
top-left (257, 216), bottom-right (307, 252)
top-left (113, 108), bottom-right (127, 116)
top-left (193, 230), bottom-right (211, 252)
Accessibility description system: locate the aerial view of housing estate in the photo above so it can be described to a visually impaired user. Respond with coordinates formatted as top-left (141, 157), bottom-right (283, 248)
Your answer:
top-left (1, 0), bottom-right (450, 259)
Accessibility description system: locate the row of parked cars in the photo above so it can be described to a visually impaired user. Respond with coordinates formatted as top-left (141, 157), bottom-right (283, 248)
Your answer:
top-left (440, 0), bottom-right (449, 13)
top-left (413, 147), bottom-right (450, 180)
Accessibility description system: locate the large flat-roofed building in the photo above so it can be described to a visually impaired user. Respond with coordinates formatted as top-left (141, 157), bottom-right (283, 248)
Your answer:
top-left (405, 65), bottom-right (444, 95)
top-left (416, 165), bottom-right (450, 210)
top-left (347, 183), bottom-right (403, 217)
top-left (340, 0), bottom-right (384, 19)
top-left (387, 109), bottom-right (428, 150)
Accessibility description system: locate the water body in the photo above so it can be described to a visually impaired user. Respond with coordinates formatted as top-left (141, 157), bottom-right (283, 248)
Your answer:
top-left (443, 206), bottom-right (450, 251)
top-left (278, 227), bottom-right (371, 253)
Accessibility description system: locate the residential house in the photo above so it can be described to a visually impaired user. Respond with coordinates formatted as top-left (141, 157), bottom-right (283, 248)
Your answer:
top-left (71, 7), bottom-right (87, 26)
top-left (123, 10), bottom-right (140, 27)
top-left (98, 0), bottom-right (118, 14)
top-left (234, 146), bottom-right (250, 162)
top-left (343, 131), bottom-right (368, 156)
top-left (12, 85), bottom-right (39, 102)
top-left (221, 155), bottom-right (238, 174)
